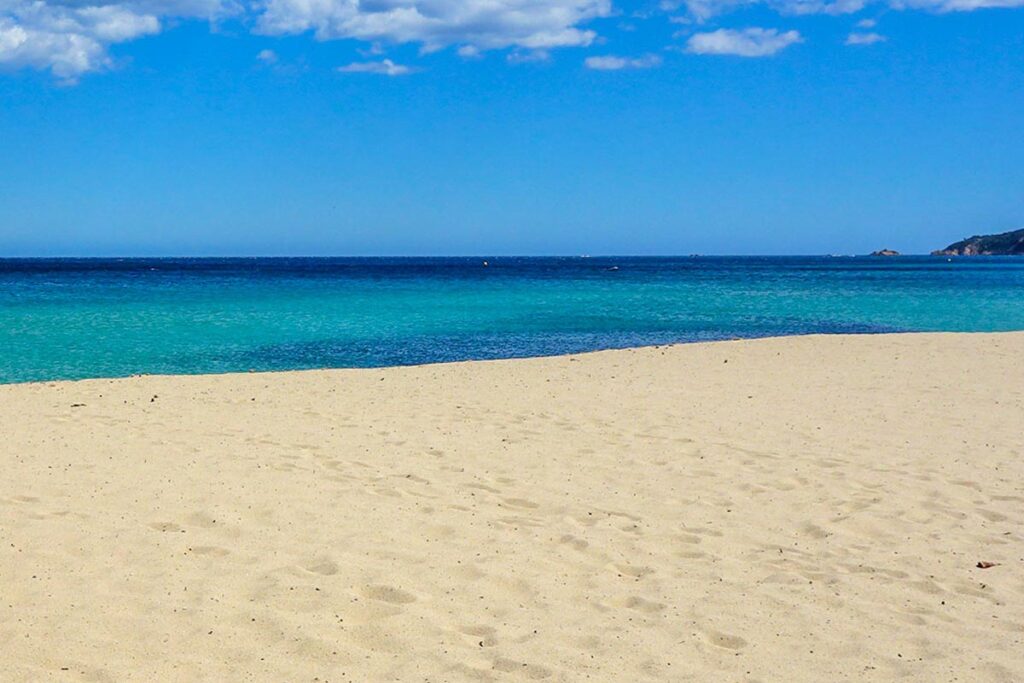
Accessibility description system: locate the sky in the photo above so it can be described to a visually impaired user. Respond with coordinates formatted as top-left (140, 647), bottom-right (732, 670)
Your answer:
top-left (0, 0), bottom-right (1022, 256)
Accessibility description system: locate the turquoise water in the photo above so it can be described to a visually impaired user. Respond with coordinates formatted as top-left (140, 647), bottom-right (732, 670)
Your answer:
top-left (1, 256), bottom-right (1023, 384)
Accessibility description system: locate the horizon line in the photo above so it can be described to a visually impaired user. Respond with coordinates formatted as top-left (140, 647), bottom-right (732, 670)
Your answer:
top-left (0, 253), bottom-right (959, 260)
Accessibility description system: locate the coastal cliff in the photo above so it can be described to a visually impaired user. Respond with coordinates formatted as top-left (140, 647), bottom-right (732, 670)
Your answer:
top-left (932, 227), bottom-right (1024, 255)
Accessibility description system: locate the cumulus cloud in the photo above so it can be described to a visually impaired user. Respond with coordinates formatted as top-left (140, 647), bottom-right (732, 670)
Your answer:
top-left (337, 58), bottom-right (414, 75)
top-left (0, 0), bottom-right (233, 80)
top-left (2, 0), bottom-right (612, 81)
top-left (584, 53), bottom-right (662, 69)
top-left (846, 30), bottom-right (886, 43)
top-left (4, 0), bottom-right (1024, 82)
top-left (685, 27), bottom-right (802, 56)
top-left (257, 0), bottom-right (612, 53)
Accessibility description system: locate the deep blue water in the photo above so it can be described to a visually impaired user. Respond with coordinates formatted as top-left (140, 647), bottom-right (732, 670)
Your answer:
top-left (1, 256), bottom-right (1022, 384)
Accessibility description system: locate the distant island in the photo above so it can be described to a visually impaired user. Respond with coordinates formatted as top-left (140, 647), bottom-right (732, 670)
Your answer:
top-left (870, 249), bottom-right (900, 256)
top-left (932, 227), bottom-right (1024, 255)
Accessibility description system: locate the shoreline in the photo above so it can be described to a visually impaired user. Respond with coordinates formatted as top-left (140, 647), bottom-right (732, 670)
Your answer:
top-left (2, 331), bottom-right (1022, 681)
top-left (4, 329), bottom-right (1022, 388)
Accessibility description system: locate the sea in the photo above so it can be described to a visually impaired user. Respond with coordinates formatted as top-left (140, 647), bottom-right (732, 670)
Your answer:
top-left (1, 256), bottom-right (1023, 384)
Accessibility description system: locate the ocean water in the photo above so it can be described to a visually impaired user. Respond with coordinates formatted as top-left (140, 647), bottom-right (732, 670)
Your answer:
top-left (1, 256), bottom-right (1023, 384)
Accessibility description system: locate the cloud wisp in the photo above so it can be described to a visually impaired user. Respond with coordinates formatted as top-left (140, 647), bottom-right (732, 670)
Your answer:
top-left (685, 27), bottom-right (802, 56)
top-left (674, 0), bottom-right (1023, 21)
top-left (584, 53), bottom-right (662, 69)
top-left (337, 58), bottom-right (415, 76)
top-left (846, 31), bottom-right (886, 43)
top-left (893, 0), bottom-right (1024, 9)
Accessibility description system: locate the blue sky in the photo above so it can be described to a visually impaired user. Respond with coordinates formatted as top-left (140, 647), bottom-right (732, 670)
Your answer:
top-left (0, 1), bottom-right (1022, 255)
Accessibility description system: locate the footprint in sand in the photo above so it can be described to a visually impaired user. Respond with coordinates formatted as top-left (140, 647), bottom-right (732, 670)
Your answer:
top-left (976, 508), bottom-right (1008, 522)
top-left (608, 563), bottom-right (652, 579)
top-left (464, 482), bottom-right (501, 493)
top-left (492, 657), bottom-right (552, 680)
top-left (148, 522), bottom-right (184, 533)
top-left (801, 522), bottom-right (831, 539)
top-left (558, 534), bottom-right (589, 551)
top-left (617, 596), bottom-right (665, 613)
top-left (501, 497), bottom-right (539, 509)
top-left (361, 585), bottom-right (417, 604)
top-left (460, 624), bottom-right (498, 647)
top-left (702, 628), bottom-right (747, 650)
top-left (303, 558), bottom-right (339, 575)
top-left (496, 516), bottom-right (545, 529)
top-left (185, 511), bottom-right (218, 528)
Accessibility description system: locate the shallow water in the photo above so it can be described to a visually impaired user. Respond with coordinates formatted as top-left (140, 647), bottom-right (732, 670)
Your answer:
top-left (1, 256), bottom-right (1022, 383)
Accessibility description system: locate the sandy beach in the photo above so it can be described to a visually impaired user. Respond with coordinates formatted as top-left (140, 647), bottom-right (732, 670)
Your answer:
top-left (1, 332), bottom-right (1021, 682)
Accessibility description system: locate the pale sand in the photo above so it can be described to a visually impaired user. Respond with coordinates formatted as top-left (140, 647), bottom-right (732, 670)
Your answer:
top-left (1, 333), bottom-right (1022, 682)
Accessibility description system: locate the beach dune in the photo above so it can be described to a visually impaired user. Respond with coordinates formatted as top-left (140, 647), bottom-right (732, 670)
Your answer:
top-left (1, 333), bottom-right (1022, 681)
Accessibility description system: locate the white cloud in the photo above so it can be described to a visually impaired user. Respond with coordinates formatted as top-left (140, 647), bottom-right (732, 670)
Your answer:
top-left (2, 0), bottom-right (612, 81)
top-left (893, 0), bottom-right (1024, 9)
top-left (677, 0), bottom-right (862, 21)
top-left (257, 0), bottom-right (611, 54)
top-left (675, 0), bottom-right (1024, 21)
top-left (846, 31), bottom-right (886, 43)
top-left (337, 58), bottom-right (415, 75)
top-left (507, 48), bottom-right (551, 63)
top-left (685, 27), bottom-right (802, 56)
top-left (772, 0), bottom-right (866, 14)
top-left (0, 0), bottom-right (233, 80)
top-left (257, 48), bottom-right (278, 63)
top-left (358, 42), bottom-right (386, 56)
top-left (4, 0), bottom-right (1024, 83)
top-left (584, 53), bottom-right (662, 69)
top-left (679, 0), bottom-right (752, 21)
